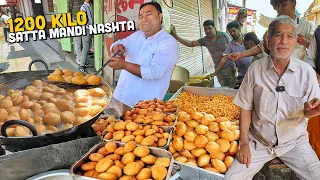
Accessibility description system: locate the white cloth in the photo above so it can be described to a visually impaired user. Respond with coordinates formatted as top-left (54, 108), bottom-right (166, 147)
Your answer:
top-left (306, 34), bottom-right (316, 68)
top-left (0, 14), bottom-right (10, 28)
top-left (110, 28), bottom-right (179, 107)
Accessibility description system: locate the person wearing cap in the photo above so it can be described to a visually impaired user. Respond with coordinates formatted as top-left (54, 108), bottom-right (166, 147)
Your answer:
top-left (171, 20), bottom-right (235, 87)
top-left (235, 8), bottom-right (248, 34)
top-left (225, 16), bottom-right (320, 180)
top-left (108, 2), bottom-right (179, 107)
top-left (228, 0), bottom-right (313, 62)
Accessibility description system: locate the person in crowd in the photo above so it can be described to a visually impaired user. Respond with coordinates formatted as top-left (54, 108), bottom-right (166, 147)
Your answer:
top-left (233, 32), bottom-right (268, 88)
top-left (73, 15), bottom-right (82, 65)
top-left (7, 5), bottom-right (18, 20)
top-left (304, 25), bottom-right (320, 159)
top-left (225, 16), bottom-right (320, 180)
top-left (108, 2), bottom-right (179, 107)
top-left (0, 10), bottom-right (10, 43)
top-left (228, 0), bottom-right (313, 62)
top-left (243, 32), bottom-right (268, 63)
top-left (213, 20), bottom-right (252, 87)
top-left (170, 20), bottom-right (234, 87)
top-left (235, 8), bottom-right (248, 34)
top-left (78, 0), bottom-right (93, 72)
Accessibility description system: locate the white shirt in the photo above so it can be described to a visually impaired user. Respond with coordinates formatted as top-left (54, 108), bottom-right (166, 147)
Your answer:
top-left (306, 34), bottom-right (316, 67)
top-left (110, 28), bottom-right (179, 107)
top-left (0, 14), bottom-right (10, 28)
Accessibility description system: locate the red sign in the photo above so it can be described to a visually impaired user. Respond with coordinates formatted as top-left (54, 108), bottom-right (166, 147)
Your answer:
top-left (228, 7), bottom-right (255, 16)
top-left (6, 0), bottom-right (18, 4)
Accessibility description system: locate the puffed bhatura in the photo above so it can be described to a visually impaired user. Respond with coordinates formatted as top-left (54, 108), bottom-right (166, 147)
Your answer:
top-left (63, 69), bottom-right (73, 76)
top-left (89, 88), bottom-right (105, 97)
top-left (60, 111), bottom-right (76, 124)
top-left (73, 72), bottom-right (84, 77)
top-left (42, 112), bottom-right (61, 125)
top-left (0, 109), bottom-right (8, 122)
top-left (72, 76), bottom-right (87, 85)
top-left (47, 74), bottom-right (64, 82)
top-left (53, 68), bottom-right (63, 75)
top-left (87, 75), bottom-right (102, 85)
top-left (0, 99), bottom-right (13, 109)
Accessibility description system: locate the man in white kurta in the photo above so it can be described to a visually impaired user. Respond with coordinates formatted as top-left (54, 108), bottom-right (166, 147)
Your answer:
top-left (109, 2), bottom-right (179, 107)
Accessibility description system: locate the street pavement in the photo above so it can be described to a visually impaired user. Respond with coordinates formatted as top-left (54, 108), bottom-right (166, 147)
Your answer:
top-left (0, 27), bottom-right (79, 74)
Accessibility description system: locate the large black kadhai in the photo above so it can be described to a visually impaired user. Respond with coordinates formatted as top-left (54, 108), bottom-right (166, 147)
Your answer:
top-left (0, 60), bottom-right (113, 152)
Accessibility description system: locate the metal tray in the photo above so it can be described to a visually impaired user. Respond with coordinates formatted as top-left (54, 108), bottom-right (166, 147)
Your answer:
top-left (70, 141), bottom-right (174, 180)
top-left (169, 86), bottom-right (238, 101)
top-left (121, 106), bottom-right (179, 130)
top-left (26, 169), bottom-right (73, 180)
top-left (168, 86), bottom-right (237, 178)
top-left (102, 125), bottom-right (173, 150)
top-left (172, 161), bottom-right (224, 180)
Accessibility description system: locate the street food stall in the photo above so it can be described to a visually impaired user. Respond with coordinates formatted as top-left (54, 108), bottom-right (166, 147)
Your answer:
top-left (0, 60), bottom-right (242, 179)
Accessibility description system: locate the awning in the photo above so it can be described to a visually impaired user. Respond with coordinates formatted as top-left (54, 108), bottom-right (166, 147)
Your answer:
top-left (258, 13), bottom-right (274, 28)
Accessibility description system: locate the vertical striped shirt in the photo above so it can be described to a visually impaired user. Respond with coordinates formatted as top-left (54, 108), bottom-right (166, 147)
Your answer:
top-left (197, 31), bottom-right (234, 69)
top-left (80, 1), bottom-right (93, 28)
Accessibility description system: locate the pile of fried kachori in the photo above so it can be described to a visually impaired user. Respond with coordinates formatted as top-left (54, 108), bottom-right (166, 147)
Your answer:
top-left (169, 108), bottom-right (240, 174)
top-left (47, 68), bottom-right (102, 85)
top-left (103, 120), bottom-right (171, 148)
top-left (123, 99), bottom-right (177, 127)
top-left (80, 141), bottom-right (171, 180)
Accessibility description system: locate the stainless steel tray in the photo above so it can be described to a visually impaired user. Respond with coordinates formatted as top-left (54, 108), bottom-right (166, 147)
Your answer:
top-left (169, 86), bottom-right (238, 101)
top-left (172, 161), bottom-right (224, 180)
top-left (169, 86), bottom-right (237, 178)
top-left (70, 141), bottom-right (174, 180)
top-left (26, 169), bottom-right (73, 180)
top-left (122, 108), bottom-right (178, 130)
top-left (102, 125), bottom-right (173, 150)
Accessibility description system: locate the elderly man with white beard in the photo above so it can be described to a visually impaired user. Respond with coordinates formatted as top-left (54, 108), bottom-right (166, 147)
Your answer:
top-left (225, 16), bottom-right (320, 180)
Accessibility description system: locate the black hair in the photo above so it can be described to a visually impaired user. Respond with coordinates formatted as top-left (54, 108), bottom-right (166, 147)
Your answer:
top-left (203, 20), bottom-right (215, 28)
top-left (270, 0), bottom-right (296, 7)
top-left (238, 8), bottom-right (248, 16)
top-left (140, 2), bottom-right (162, 14)
top-left (244, 32), bottom-right (260, 45)
top-left (227, 20), bottom-right (241, 30)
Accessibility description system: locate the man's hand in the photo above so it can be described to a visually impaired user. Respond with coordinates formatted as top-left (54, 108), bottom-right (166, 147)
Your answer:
top-left (109, 57), bottom-right (126, 70)
top-left (171, 25), bottom-right (177, 37)
top-left (304, 98), bottom-right (320, 118)
top-left (112, 44), bottom-right (126, 56)
top-left (228, 52), bottom-right (242, 61)
top-left (297, 34), bottom-right (310, 48)
top-left (236, 144), bottom-right (251, 168)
